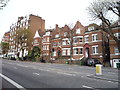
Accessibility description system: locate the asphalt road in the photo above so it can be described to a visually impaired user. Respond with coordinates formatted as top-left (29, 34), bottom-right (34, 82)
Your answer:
top-left (0, 59), bottom-right (119, 89)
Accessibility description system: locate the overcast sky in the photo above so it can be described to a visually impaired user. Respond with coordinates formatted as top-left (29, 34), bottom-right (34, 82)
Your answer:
top-left (0, 0), bottom-right (97, 41)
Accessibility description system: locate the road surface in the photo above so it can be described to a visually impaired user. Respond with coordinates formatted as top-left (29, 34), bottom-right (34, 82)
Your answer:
top-left (0, 59), bottom-right (119, 89)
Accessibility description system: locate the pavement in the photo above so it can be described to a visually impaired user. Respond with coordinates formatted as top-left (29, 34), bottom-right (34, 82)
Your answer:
top-left (87, 74), bottom-right (119, 82)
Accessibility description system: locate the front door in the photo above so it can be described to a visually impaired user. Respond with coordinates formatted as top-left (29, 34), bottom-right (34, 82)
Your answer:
top-left (85, 48), bottom-right (89, 58)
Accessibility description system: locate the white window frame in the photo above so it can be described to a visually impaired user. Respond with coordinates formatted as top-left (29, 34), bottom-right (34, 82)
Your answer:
top-left (92, 45), bottom-right (98, 54)
top-left (64, 32), bottom-right (67, 36)
top-left (114, 47), bottom-right (120, 55)
top-left (84, 35), bottom-right (89, 43)
top-left (114, 33), bottom-right (120, 40)
top-left (34, 39), bottom-right (38, 44)
top-left (62, 50), bottom-right (66, 56)
top-left (46, 32), bottom-right (50, 36)
top-left (79, 48), bottom-right (83, 55)
top-left (76, 28), bottom-right (81, 34)
top-left (62, 40), bottom-right (66, 45)
top-left (88, 26), bottom-right (94, 31)
top-left (67, 49), bottom-right (70, 55)
top-left (92, 34), bottom-right (98, 42)
top-left (55, 34), bottom-right (60, 38)
top-left (73, 38), bottom-right (78, 44)
top-left (74, 48), bottom-right (79, 55)
top-left (47, 37), bottom-right (49, 42)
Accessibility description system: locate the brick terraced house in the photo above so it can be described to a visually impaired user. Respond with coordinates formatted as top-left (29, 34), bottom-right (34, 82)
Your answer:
top-left (3, 14), bottom-right (120, 67)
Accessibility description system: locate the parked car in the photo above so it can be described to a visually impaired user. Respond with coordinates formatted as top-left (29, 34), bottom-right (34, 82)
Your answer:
top-left (7, 52), bottom-right (17, 60)
top-left (0, 55), bottom-right (3, 58)
top-left (87, 59), bottom-right (101, 67)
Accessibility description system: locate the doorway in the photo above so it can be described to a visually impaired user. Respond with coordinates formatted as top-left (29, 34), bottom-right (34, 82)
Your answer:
top-left (85, 48), bottom-right (89, 58)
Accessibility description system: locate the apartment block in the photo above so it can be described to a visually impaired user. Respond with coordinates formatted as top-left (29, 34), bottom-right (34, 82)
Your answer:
top-left (9, 14), bottom-right (45, 57)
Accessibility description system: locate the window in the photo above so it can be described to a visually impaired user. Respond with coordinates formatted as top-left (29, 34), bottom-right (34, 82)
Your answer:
top-left (62, 40), bottom-right (66, 45)
top-left (115, 33), bottom-right (120, 40)
top-left (55, 34), bottom-right (60, 38)
top-left (79, 48), bottom-right (83, 54)
top-left (67, 49), bottom-right (70, 55)
top-left (58, 42), bottom-right (61, 46)
top-left (92, 46), bottom-right (98, 54)
top-left (64, 32), bottom-right (67, 36)
top-left (115, 47), bottom-right (120, 54)
top-left (92, 34), bottom-right (98, 42)
top-left (67, 40), bottom-right (70, 45)
top-left (47, 37), bottom-right (49, 42)
top-left (62, 50), bottom-right (66, 55)
top-left (34, 39), bottom-right (38, 44)
top-left (79, 37), bottom-right (83, 42)
top-left (53, 42), bottom-right (57, 46)
top-left (76, 29), bottom-right (81, 34)
top-left (85, 36), bottom-right (89, 43)
top-left (46, 32), bottom-right (50, 36)
top-left (73, 38), bottom-right (78, 43)
top-left (74, 48), bottom-right (78, 55)
top-left (47, 45), bottom-right (49, 50)
top-left (88, 26), bottom-right (94, 31)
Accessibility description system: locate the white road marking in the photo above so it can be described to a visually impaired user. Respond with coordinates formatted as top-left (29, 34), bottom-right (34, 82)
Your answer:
top-left (33, 73), bottom-right (40, 76)
top-left (82, 85), bottom-right (99, 90)
top-left (87, 74), bottom-right (94, 77)
top-left (0, 73), bottom-right (26, 89)
top-left (63, 73), bottom-right (75, 76)
top-left (57, 72), bottom-right (76, 76)
top-left (82, 85), bottom-right (93, 89)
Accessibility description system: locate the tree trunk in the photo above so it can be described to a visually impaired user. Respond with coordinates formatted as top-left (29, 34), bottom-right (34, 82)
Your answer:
top-left (22, 49), bottom-right (24, 60)
top-left (70, 30), bottom-right (73, 63)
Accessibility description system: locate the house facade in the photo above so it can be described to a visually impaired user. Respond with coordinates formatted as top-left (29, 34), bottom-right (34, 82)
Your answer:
top-left (2, 13), bottom-right (120, 67)
top-left (32, 21), bottom-right (120, 67)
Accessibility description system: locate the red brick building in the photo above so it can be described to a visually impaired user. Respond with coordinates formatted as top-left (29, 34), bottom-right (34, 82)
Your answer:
top-left (32, 20), bottom-right (120, 67)
top-left (2, 13), bottom-right (119, 67)
top-left (2, 31), bottom-right (10, 43)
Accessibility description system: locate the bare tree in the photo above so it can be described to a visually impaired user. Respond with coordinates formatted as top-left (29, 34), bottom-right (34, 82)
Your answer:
top-left (87, 0), bottom-right (120, 52)
top-left (0, 0), bottom-right (10, 10)
top-left (67, 23), bottom-right (74, 63)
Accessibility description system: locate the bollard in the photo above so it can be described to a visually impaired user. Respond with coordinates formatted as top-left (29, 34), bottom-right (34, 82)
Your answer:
top-left (96, 64), bottom-right (102, 75)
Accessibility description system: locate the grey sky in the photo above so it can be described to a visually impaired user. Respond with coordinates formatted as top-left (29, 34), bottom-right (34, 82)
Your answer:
top-left (0, 0), bottom-right (96, 41)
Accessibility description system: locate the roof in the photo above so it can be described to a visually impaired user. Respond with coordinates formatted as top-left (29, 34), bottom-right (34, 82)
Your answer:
top-left (34, 30), bottom-right (40, 38)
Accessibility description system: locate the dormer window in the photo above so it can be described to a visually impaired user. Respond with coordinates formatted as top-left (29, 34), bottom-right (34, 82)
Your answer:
top-left (76, 29), bottom-right (81, 34)
top-left (88, 26), bottom-right (94, 31)
top-left (46, 32), bottom-right (50, 36)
